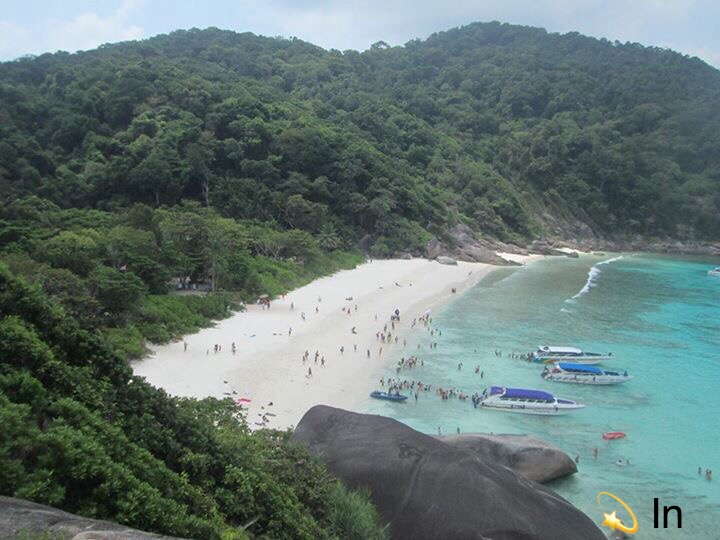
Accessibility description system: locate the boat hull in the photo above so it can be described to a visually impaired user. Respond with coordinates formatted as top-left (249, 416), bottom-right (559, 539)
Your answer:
top-left (532, 357), bottom-right (605, 365)
top-left (542, 374), bottom-right (633, 385)
top-left (479, 403), bottom-right (584, 415)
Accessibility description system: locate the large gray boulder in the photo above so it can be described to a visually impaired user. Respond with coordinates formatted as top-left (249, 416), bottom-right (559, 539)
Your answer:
top-left (423, 226), bottom-right (518, 266)
top-left (436, 433), bottom-right (577, 483)
top-left (0, 496), bottom-right (182, 539)
top-left (292, 406), bottom-right (605, 540)
top-left (436, 255), bottom-right (458, 266)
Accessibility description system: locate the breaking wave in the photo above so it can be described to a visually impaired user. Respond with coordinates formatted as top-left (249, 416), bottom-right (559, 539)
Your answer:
top-left (566, 256), bottom-right (623, 302)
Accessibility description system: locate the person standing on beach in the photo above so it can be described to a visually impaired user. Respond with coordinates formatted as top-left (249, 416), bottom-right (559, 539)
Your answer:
top-left (308, 367), bottom-right (312, 377)
top-left (291, 302), bottom-right (294, 310)
top-left (367, 349), bottom-right (371, 358)
top-left (340, 346), bottom-right (344, 355)
top-left (289, 327), bottom-right (292, 336)
top-left (183, 341), bottom-right (188, 352)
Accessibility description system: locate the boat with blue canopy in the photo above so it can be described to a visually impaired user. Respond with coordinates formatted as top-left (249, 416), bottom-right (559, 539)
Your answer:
top-left (541, 363), bottom-right (632, 385)
top-left (477, 386), bottom-right (585, 415)
top-left (370, 390), bottom-right (408, 402)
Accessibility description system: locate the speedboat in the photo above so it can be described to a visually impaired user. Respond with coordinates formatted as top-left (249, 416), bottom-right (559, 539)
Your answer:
top-left (529, 345), bottom-right (612, 364)
top-left (370, 390), bottom-right (408, 402)
top-left (541, 363), bottom-right (632, 385)
top-left (709, 267), bottom-right (720, 277)
top-left (477, 386), bottom-right (585, 415)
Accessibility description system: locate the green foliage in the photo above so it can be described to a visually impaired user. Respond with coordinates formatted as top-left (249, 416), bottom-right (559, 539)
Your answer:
top-left (87, 266), bottom-right (146, 321)
top-left (325, 483), bottom-right (390, 540)
top-left (1, 22), bottom-right (717, 538)
top-left (0, 264), bottom-right (385, 538)
top-left (3, 24), bottom-right (717, 244)
top-left (134, 293), bottom-right (235, 344)
top-left (0, 199), bottom-right (362, 359)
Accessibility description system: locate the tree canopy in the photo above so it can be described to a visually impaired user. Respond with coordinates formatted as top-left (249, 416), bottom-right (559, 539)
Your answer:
top-left (1, 22), bottom-right (718, 246)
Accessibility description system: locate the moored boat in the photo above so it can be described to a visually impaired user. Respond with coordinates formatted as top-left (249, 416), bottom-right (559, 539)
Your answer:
top-left (708, 267), bottom-right (720, 276)
top-left (370, 390), bottom-right (408, 402)
top-left (529, 345), bottom-right (612, 364)
top-left (477, 386), bottom-right (585, 415)
top-left (541, 363), bottom-right (632, 385)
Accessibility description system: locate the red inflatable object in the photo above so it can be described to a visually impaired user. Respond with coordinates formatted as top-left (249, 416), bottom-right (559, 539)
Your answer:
top-left (602, 431), bottom-right (626, 440)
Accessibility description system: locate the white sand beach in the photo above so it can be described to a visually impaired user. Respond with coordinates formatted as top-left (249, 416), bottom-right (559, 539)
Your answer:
top-left (132, 257), bottom-right (536, 430)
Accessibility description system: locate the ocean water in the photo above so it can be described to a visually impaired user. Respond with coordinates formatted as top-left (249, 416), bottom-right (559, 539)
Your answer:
top-left (361, 254), bottom-right (720, 539)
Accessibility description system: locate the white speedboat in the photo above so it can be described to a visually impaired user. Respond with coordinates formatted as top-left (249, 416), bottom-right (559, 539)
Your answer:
top-left (541, 363), bottom-right (632, 385)
top-left (708, 267), bottom-right (720, 277)
top-left (530, 345), bottom-right (612, 365)
top-left (478, 386), bottom-right (585, 415)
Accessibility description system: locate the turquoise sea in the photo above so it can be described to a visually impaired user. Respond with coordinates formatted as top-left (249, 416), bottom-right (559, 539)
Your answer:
top-left (361, 254), bottom-right (720, 539)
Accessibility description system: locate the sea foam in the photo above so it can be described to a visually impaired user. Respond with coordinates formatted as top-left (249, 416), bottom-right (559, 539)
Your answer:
top-left (566, 256), bottom-right (623, 302)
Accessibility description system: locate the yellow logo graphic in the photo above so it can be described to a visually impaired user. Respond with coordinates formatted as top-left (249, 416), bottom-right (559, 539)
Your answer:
top-left (597, 491), bottom-right (638, 535)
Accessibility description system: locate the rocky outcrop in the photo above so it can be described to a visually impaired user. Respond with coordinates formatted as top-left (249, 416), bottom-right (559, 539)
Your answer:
top-left (0, 496), bottom-right (181, 539)
top-left (528, 240), bottom-right (577, 257)
top-left (424, 237), bottom-right (444, 260)
top-left (291, 405), bottom-right (605, 540)
top-left (531, 234), bottom-right (720, 257)
top-left (436, 433), bottom-right (577, 483)
top-left (423, 225), bottom-right (519, 265)
top-left (436, 256), bottom-right (457, 266)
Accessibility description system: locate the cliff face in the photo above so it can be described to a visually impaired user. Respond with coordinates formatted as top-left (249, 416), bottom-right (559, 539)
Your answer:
top-left (291, 405), bottom-right (606, 540)
top-left (0, 496), bottom-right (184, 540)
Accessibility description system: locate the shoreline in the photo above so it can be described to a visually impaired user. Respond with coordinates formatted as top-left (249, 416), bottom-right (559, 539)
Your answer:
top-left (132, 256), bottom-right (539, 430)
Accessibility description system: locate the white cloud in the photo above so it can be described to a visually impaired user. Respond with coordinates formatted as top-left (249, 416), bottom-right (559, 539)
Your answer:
top-left (665, 43), bottom-right (720, 67)
top-left (0, 20), bottom-right (31, 58)
top-left (0, 0), bottom-right (144, 60)
top-left (238, 0), bottom-right (707, 56)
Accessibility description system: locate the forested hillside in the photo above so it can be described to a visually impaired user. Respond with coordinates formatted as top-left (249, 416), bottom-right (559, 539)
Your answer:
top-left (2, 20), bottom-right (719, 539)
top-left (1, 21), bottom-right (719, 250)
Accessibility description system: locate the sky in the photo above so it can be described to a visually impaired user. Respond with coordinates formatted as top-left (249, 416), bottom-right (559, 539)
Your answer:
top-left (1, 0), bottom-right (719, 68)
